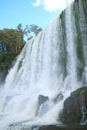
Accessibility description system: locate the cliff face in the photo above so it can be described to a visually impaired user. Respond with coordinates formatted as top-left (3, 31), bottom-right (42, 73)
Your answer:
top-left (59, 0), bottom-right (87, 125)
top-left (60, 0), bottom-right (87, 83)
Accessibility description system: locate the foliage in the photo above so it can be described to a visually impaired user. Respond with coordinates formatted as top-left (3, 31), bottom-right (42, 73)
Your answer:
top-left (0, 24), bottom-right (25, 83)
top-left (24, 24), bottom-right (43, 40)
top-left (0, 51), bottom-right (17, 83)
top-left (0, 27), bottom-right (25, 54)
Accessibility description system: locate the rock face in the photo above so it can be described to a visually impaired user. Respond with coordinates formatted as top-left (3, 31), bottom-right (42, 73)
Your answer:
top-left (60, 87), bottom-right (87, 124)
top-left (54, 92), bottom-right (63, 103)
top-left (37, 125), bottom-right (87, 130)
top-left (38, 95), bottom-right (49, 106)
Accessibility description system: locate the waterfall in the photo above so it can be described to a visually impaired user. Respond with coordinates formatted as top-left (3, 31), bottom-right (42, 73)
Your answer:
top-left (65, 2), bottom-right (78, 91)
top-left (0, 0), bottom-right (86, 129)
top-left (78, 0), bottom-right (87, 84)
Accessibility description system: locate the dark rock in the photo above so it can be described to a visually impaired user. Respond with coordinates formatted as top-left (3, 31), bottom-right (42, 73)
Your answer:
top-left (38, 95), bottom-right (49, 106)
top-left (54, 92), bottom-right (64, 103)
top-left (36, 95), bottom-right (49, 116)
top-left (60, 87), bottom-right (87, 124)
top-left (8, 124), bottom-right (87, 130)
top-left (37, 125), bottom-right (87, 130)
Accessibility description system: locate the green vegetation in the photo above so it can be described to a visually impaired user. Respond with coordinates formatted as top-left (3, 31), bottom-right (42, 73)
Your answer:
top-left (0, 51), bottom-right (18, 83)
top-left (0, 24), bottom-right (25, 83)
top-left (0, 24), bottom-right (25, 53)
top-left (72, 87), bottom-right (87, 96)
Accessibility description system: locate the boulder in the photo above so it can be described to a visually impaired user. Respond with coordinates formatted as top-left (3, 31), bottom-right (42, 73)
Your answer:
top-left (54, 92), bottom-right (63, 103)
top-left (36, 95), bottom-right (49, 116)
top-left (38, 95), bottom-right (49, 106)
top-left (37, 124), bottom-right (87, 130)
top-left (8, 124), bottom-right (87, 130)
top-left (60, 87), bottom-right (87, 124)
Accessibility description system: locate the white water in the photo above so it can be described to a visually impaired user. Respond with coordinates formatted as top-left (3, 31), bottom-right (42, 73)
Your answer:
top-left (78, 0), bottom-right (87, 84)
top-left (65, 2), bottom-right (78, 90)
top-left (0, 0), bottom-right (85, 129)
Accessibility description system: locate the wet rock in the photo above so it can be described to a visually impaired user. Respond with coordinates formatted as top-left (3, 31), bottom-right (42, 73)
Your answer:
top-left (54, 92), bottom-right (64, 103)
top-left (38, 95), bottom-right (49, 106)
top-left (36, 95), bottom-right (49, 116)
top-left (8, 124), bottom-right (87, 130)
top-left (60, 87), bottom-right (87, 124)
top-left (37, 125), bottom-right (87, 130)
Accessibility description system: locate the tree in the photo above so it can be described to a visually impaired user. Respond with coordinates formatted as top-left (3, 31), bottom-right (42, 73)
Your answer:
top-left (24, 24), bottom-right (43, 41)
top-left (0, 27), bottom-right (25, 54)
top-left (16, 24), bottom-right (25, 53)
top-left (30, 24), bottom-right (43, 36)
top-left (0, 26), bottom-right (25, 83)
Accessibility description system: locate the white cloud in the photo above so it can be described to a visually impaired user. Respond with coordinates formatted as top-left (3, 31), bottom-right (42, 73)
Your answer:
top-left (32, 0), bottom-right (74, 12)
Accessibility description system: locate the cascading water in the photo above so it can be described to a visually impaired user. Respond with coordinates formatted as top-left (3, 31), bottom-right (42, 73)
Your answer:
top-left (65, 2), bottom-right (78, 90)
top-left (78, 0), bottom-right (87, 84)
top-left (0, 0), bottom-right (87, 129)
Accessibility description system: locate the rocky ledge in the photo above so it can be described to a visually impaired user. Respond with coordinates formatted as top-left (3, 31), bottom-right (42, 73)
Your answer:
top-left (59, 86), bottom-right (87, 125)
top-left (37, 125), bottom-right (87, 130)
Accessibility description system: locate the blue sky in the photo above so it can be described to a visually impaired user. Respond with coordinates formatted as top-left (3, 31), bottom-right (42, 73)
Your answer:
top-left (0, 0), bottom-right (73, 30)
